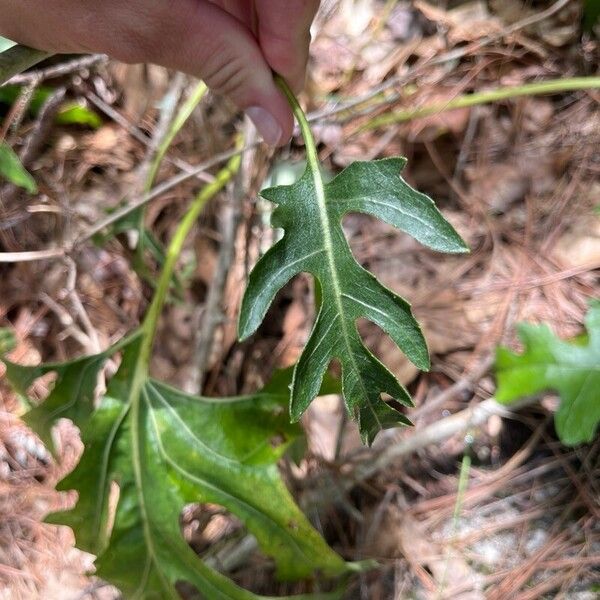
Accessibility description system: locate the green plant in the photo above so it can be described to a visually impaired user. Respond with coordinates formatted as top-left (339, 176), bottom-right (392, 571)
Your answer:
top-left (0, 141), bottom-right (37, 192)
top-left (362, 77), bottom-right (600, 131)
top-left (240, 78), bottom-right (467, 443)
top-left (1, 63), bottom-right (467, 597)
top-left (3, 150), bottom-right (349, 599)
top-left (496, 300), bottom-right (600, 446)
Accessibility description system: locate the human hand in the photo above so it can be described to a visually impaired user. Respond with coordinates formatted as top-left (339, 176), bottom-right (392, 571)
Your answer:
top-left (0, 0), bottom-right (320, 145)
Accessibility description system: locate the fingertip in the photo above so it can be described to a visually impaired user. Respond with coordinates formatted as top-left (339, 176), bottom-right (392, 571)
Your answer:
top-left (244, 85), bottom-right (293, 146)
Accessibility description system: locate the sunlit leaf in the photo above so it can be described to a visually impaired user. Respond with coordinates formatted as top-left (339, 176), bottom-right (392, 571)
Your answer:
top-left (496, 300), bottom-right (600, 445)
top-left (56, 102), bottom-right (102, 128)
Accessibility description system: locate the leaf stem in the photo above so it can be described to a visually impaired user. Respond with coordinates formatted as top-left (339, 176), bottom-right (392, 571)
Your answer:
top-left (139, 138), bottom-right (242, 370)
top-left (275, 76), bottom-right (321, 181)
top-left (362, 76), bottom-right (600, 130)
top-left (144, 82), bottom-right (208, 193)
top-left (136, 79), bottom-right (209, 280)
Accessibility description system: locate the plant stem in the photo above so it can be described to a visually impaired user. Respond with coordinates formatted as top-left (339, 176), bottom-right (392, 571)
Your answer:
top-left (363, 76), bottom-right (600, 130)
top-left (139, 139), bottom-right (242, 369)
top-left (0, 45), bottom-right (49, 85)
top-left (275, 75), bottom-right (321, 177)
top-left (136, 79), bottom-right (208, 276)
top-left (145, 81), bottom-right (208, 193)
top-left (436, 451), bottom-right (472, 599)
top-left (275, 77), bottom-right (327, 299)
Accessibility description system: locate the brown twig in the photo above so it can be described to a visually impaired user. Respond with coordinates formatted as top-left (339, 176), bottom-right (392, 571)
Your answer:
top-left (0, 141), bottom-right (260, 263)
top-left (62, 257), bottom-right (102, 354)
top-left (301, 395), bottom-right (537, 510)
top-left (411, 357), bottom-right (494, 421)
top-left (0, 80), bottom-right (39, 143)
top-left (5, 54), bottom-right (108, 86)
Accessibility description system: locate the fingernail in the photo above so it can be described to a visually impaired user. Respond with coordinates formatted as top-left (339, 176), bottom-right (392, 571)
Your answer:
top-left (246, 106), bottom-right (282, 146)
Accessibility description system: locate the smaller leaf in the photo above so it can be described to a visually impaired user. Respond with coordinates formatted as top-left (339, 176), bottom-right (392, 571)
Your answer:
top-left (56, 103), bottom-right (102, 128)
top-left (496, 300), bottom-right (600, 445)
top-left (240, 154), bottom-right (468, 444)
top-left (0, 142), bottom-right (37, 193)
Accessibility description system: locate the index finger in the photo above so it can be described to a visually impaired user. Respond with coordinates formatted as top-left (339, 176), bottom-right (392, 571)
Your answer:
top-left (255, 0), bottom-right (319, 92)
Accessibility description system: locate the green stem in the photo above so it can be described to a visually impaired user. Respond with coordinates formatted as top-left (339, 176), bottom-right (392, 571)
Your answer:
top-left (145, 81), bottom-right (208, 193)
top-left (363, 76), bottom-right (600, 130)
top-left (138, 140), bottom-right (242, 370)
top-left (0, 45), bottom-right (49, 85)
top-left (137, 80), bottom-right (208, 269)
top-left (436, 451), bottom-right (471, 599)
top-left (275, 75), bottom-right (321, 177)
top-left (127, 141), bottom-right (240, 581)
top-left (275, 77), bottom-right (326, 317)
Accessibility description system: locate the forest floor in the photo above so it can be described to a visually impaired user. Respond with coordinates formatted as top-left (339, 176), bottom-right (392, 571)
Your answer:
top-left (1, 1), bottom-right (599, 599)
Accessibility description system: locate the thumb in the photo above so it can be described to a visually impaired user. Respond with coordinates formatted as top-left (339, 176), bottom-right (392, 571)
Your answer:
top-left (153, 1), bottom-right (292, 145)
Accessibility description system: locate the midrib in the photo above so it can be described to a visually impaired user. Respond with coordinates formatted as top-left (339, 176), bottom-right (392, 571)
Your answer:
top-left (278, 75), bottom-right (382, 428)
top-left (129, 367), bottom-right (172, 597)
top-left (310, 170), bottom-right (379, 425)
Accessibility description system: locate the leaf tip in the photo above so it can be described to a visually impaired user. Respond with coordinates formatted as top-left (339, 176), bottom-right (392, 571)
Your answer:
top-left (237, 306), bottom-right (256, 342)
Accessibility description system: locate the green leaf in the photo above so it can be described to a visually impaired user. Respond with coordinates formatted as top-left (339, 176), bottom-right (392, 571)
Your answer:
top-left (0, 141), bottom-right (37, 193)
top-left (56, 102), bottom-right (103, 128)
top-left (0, 36), bottom-right (16, 53)
top-left (3, 337), bottom-right (348, 599)
top-left (239, 86), bottom-right (468, 444)
top-left (0, 86), bottom-right (101, 128)
top-left (4, 334), bottom-right (136, 449)
top-left (496, 300), bottom-right (600, 445)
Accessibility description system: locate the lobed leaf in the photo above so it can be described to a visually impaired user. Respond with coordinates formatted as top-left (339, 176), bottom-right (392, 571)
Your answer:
top-left (496, 300), bottom-right (600, 445)
top-left (239, 156), bottom-right (468, 444)
top-left (3, 337), bottom-right (348, 598)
